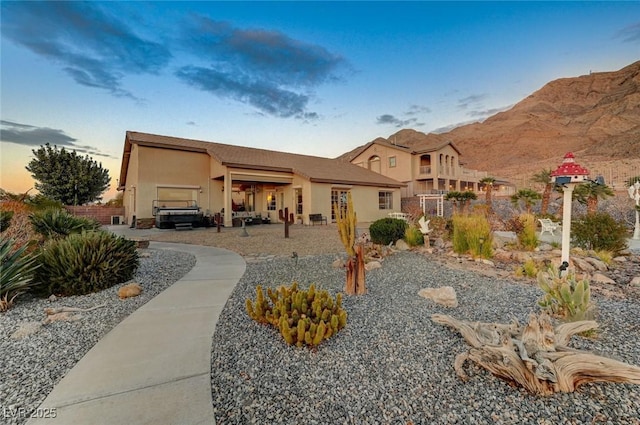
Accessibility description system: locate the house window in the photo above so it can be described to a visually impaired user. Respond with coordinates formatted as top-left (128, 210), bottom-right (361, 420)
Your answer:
top-left (266, 191), bottom-right (276, 211)
top-left (389, 156), bottom-right (396, 168)
top-left (368, 155), bottom-right (381, 173)
top-left (331, 189), bottom-right (349, 221)
top-left (295, 188), bottom-right (303, 215)
top-left (379, 191), bottom-right (393, 210)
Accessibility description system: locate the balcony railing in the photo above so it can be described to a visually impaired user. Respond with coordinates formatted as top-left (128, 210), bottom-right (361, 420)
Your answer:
top-left (419, 165), bottom-right (431, 175)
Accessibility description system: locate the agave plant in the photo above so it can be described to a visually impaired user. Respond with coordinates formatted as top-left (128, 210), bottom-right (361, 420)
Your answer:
top-left (0, 237), bottom-right (40, 311)
top-left (29, 207), bottom-right (101, 240)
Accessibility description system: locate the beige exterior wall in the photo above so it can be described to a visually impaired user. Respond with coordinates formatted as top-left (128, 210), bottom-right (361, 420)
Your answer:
top-left (127, 146), bottom-right (210, 220)
top-left (351, 145), bottom-right (413, 183)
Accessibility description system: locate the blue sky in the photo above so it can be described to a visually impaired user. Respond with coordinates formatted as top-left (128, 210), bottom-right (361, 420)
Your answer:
top-left (1, 1), bottom-right (639, 201)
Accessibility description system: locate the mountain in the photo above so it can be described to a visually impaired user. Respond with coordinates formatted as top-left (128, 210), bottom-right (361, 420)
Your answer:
top-left (343, 61), bottom-right (640, 188)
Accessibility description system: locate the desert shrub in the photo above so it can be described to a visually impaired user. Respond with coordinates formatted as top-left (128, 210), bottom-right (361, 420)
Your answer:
top-left (593, 250), bottom-right (613, 266)
top-left (571, 212), bottom-right (628, 253)
top-left (0, 210), bottom-right (13, 232)
top-left (0, 201), bottom-right (39, 253)
top-left (451, 214), bottom-right (493, 258)
top-left (537, 265), bottom-right (595, 321)
top-left (428, 216), bottom-right (449, 239)
top-left (1, 237), bottom-right (40, 311)
top-left (369, 218), bottom-right (407, 245)
top-left (404, 226), bottom-right (424, 247)
top-left (30, 208), bottom-right (101, 240)
top-left (515, 258), bottom-right (539, 278)
top-left (246, 282), bottom-right (347, 347)
top-left (517, 213), bottom-right (538, 250)
top-left (32, 231), bottom-right (139, 297)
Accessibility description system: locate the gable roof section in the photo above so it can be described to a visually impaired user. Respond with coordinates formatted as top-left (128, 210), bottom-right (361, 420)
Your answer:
top-left (337, 131), bottom-right (461, 163)
top-left (119, 131), bottom-right (404, 189)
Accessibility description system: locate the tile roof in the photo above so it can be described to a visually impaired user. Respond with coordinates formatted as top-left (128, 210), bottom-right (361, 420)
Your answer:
top-left (120, 131), bottom-right (404, 188)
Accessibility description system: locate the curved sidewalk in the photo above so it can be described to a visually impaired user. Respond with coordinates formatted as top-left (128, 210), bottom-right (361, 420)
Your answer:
top-left (27, 242), bottom-right (246, 425)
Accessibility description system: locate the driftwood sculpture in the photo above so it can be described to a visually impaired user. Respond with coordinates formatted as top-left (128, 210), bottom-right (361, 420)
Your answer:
top-left (43, 303), bottom-right (107, 325)
top-left (432, 312), bottom-right (640, 395)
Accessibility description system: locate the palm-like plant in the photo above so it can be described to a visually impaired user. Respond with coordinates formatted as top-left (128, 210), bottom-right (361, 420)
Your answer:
top-left (29, 208), bottom-right (101, 240)
top-left (445, 190), bottom-right (477, 214)
top-left (532, 169), bottom-right (553, 215)
top-left (573, 182), bottom-right (614, 215)
top-left (480, 177), bottom-right (496, 212)
top-left (0, 237), bottom-right (40, 311)
top-left (510, 188), bottom-right (542, 214)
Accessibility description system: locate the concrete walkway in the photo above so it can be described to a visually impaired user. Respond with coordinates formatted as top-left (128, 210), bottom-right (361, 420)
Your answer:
top-left (27, 242), bottom-right (246, 425)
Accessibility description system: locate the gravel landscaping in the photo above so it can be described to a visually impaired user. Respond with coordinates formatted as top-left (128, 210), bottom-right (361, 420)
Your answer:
top-left (0, 249), bottom-right (196, 425)
top-left (211, 251), bottom-right (640, 425)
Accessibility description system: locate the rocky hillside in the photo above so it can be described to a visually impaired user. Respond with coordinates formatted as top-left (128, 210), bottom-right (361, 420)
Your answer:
top-left (346, 61), bottom-right (640, 189)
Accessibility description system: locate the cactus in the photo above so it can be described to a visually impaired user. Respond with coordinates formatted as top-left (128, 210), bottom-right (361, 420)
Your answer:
top-left (278, 207), bottom-right (295, 238)
top-left (334, 192), bottom-right (366, 295)
top-left (537, 265), bottom-right (594, 321)
top-left (245, 282), bottom-right (347, 347)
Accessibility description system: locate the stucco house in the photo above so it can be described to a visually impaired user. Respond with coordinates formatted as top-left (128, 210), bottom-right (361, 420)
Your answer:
top-left (118, 131), bottom-right (404, 227)
top-left (339, 129), bottom-right (514, 197)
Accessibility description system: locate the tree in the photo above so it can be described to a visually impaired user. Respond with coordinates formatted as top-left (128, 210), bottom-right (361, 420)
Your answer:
top-left (532, 169), bottom-right (553, 216)
top-left (510, 188), bottom-right (541, 214)
top-left (573, 182), bottom-right (614, 215)
top-left (25, 144), bottom-right (110, 205)
top-left (445, 191), bottom-right (477, 214)
top-left (479, 177), bottom-right (496, 212)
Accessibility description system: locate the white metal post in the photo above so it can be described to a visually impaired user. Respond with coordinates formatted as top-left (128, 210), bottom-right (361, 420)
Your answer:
top-left (561, 185), bottom-right (575, 264)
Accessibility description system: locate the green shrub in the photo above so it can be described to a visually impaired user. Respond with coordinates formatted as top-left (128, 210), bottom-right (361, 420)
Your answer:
top-left (404, 226), bottom-right (424, 247)
top-left (369, 218), bottom-right (407, 245)
top-left (1, 237), bottom-right (40, 311)
top-left (29, 208), bottom-right (101, 240)
top-left (0, 210), bottom-right (14, 233)
top-left (246, 282), bottom-right (347, 347)
top-left (452, 214), bottom-right (493, 258)
top-left (571, 212), bottom-right (628, 253)
top-left (537, 265), bottom-right (594, 321)
top-left (517, 213), bottom-right (538, 251)
top-left (33, 231), bottom-right (139, 296)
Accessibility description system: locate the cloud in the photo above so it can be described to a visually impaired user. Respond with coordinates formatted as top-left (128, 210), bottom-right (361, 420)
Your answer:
top-left (376, 114), bottom-right (419, 128)
top-left (0, 120), bottom-right (117, 159)
top-left (176, 15), bottom-right (349, 118)
top-left (616, 21), bottom-right (640, 42)
top-left (457, 93), bottom-right (488, 110)
top-left (467, 105), bottom-right (513, 118)
top-left (405, 105), bottom-right (432, 116)
top-left (1, 2), bottom-right (171, 100)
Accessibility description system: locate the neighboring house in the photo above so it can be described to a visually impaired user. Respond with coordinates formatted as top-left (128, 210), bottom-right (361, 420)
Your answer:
top-left (339, 130), bottom-right (513, 197)
top-left (118, 131), bottom-right (404, 227)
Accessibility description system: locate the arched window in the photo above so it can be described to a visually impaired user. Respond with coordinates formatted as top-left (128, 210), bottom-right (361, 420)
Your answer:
top-left (368, 155), bottom-right (381, 173)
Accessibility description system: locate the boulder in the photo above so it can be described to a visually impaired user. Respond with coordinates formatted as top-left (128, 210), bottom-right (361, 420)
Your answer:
top-left (538, 243), bottom-right (554, 252)
top-left (591, 273), bottom-right (616, 285)
top-left (365, 260), bottom-right (382, 271)
top-left (118, 283), bottom-right (143, 299)
top-left (584, 257), bottom-right (608, 271)
top-left (418, 286), bottom-right (458, 308)
top-left (630, 276), bottom-right (640, 287)
top-left (11, 322), bottom-right (42, 339)
top-left (572, 257), bottom-right (596, 273)
top-left (613, 256), bottom-right (627, 263)
top-left (395, 239), bottom-right (410, 251)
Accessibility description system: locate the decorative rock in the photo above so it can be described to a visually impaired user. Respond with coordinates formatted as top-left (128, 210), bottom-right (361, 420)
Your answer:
top-left (591, 273), bottom-right (616, 285)
top-left (584, 257), bottom-right (608, 271)
top-left (365, 261), bottom-right (382, 271)
top-left (118, 283), bottom-right (143, 299)
top-left (10, 322), bottom-right (42, 339)
top-left (480, 259), bottom-right (495, 267)
top-left (630, 276), bottom-right (640, 287)
top-left (538, 243), bottom-right (553, 252)
top-left (573, 257), bottom-right (596, 273)
top-left (332, 258), bottom-right (345, 269)
top-left (613, 256), bottom-right (627, 263)
top-left (48, 294), bottom-right (58, 303)
top-left (139, 251), bottom-right (152, 258)
top-left (493, 249), bottom-right (512, 262)
top-left (433, 238), bottom-right (445, 249)
top-left (395, 239), bottom-right (409, 251)
top-left (418, 286), bottom-right (458, 308)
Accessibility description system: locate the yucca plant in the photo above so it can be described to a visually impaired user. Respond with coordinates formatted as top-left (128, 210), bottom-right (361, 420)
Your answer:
top-left (29, 208), bottom-right (101, 240)
top-left (0, 237), bottom-right (40, 311)
top-left (33, 231), bottom-right (139, 297)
